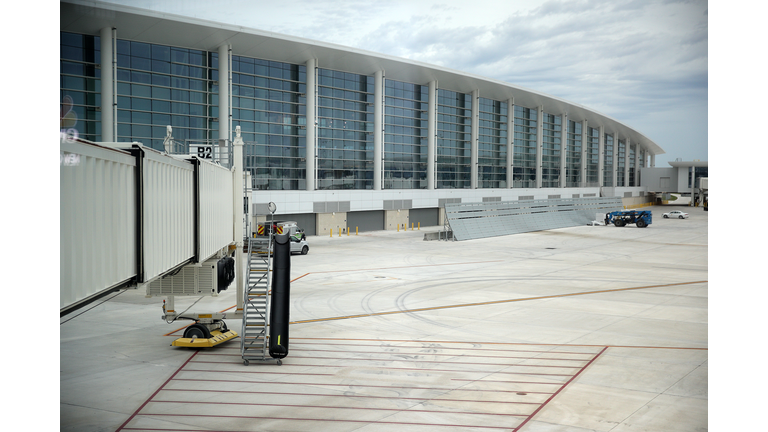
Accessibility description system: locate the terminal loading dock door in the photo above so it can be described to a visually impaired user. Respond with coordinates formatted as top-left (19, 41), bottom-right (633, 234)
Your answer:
top-left (445, 197), bottom-right (622, 241)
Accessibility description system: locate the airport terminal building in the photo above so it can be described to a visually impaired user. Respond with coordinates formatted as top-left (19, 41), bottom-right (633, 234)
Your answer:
top-left (61, 0), bottom-right (666, 235)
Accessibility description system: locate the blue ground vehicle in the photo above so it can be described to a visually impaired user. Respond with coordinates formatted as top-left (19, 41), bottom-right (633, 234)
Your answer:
top-left (605, 210), bottom-right (652, 228)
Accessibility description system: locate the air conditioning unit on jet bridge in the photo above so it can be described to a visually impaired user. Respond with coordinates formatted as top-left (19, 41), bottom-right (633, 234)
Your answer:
top-left (147, 258), bottom-right (226, 297)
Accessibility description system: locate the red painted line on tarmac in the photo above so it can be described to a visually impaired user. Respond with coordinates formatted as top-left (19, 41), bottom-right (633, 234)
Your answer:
top-left (136, 413), bottom-right (521, 430)
top-left (184, 361), bottom-right (576, 376)
top-left (223, 347), bottom-right (592, 362)
top-left (164, 384), bottom-right (540, 405)
top-left (279, 354), bottom-right (583, 368)
top-left (451, 379), bottom-right (566, 386)
top-left (291, 337), bottom-right (706, 351)
top-left (512, 346), bottom-right (609, 432)
top-left (152, 399), bottom-right (528, 417)
top-left (194, 350), bottom-right (584, 367)
top-left (175, 371), bottom-right (556, 395)
top-left (115, 351), bottom-right (198, 432)
top-left (287, 341), bottom-right (600, 355)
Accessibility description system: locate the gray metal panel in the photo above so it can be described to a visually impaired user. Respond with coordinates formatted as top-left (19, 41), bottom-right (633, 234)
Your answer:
top-left (254, 202), bottom-right (274, 215)
top-left (313, 201), bottom-right (326, 213)
top-left (409, 208), bottom-right (439, 228)
top-left (275, 213), bottom-right (317, 236)
top-left (347, 210), bottom-right (385, 232)
top-left (338, 201), bottom-right (351, 212)
top-left (445, 197), bottom-right (623, 241)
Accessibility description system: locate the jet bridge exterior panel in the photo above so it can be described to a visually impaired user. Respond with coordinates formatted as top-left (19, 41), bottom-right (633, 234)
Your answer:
top-left (138, 147), bottom-right (195, 282)
top-left (196, 157), bottom-right (234, 262)
top-left (445, 197), bottom-right (622, 241)
top-left (60, 140), bottom-right (137, 309)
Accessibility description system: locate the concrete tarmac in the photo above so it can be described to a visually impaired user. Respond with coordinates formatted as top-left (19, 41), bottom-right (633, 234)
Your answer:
top-left (60, 205), bottom-right (708, 431)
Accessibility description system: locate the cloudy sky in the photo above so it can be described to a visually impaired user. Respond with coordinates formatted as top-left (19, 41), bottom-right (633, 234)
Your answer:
top-left (101, 0), bottom-right (708, 166)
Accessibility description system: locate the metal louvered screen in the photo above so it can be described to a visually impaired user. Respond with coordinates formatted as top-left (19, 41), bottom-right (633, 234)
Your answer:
top-left (445, 197), bottom-right (623, 241)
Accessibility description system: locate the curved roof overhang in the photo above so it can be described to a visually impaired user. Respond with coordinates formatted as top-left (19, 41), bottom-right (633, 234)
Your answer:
top-left (668, 161), bottom-right (707, 168)
top-left (61, 0), bottom-right (664, 156)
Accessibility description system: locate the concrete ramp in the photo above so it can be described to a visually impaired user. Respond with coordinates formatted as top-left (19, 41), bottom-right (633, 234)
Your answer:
top-left (445, 197), bottom-right (622, 240)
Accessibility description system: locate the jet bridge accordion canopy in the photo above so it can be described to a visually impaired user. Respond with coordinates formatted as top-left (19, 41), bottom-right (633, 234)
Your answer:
top-left (444, 197), bottom-right (623, 241)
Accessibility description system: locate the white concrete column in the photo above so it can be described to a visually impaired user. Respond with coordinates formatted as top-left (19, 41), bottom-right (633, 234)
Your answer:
top-left (427, 80), bottom-right (437, 190)
top-left (598, 126), bottom-right (605, 187)
top-left (506, 98), bottom-right (514, 189)
top-left (218, 44), bottom-right (231, 143)
top-left (650, 153), bottom-right (655, 167)
top-left (100, 27), bottom-right (115, 142)
top-left (634, 145), bottom-right (641, 186)
top-left (471, 89), bottom-right (479, 189)
top-left (305, 58), bottom-right (317, 191)
top-left (560, 114), bottom-right (567, 188)
top-left (536, 106), bottom-right (544, 188)
top-left (232, 126), bottom-right (245, 315)
top-left (581, 120), bottom-right (588, 187)
top-left (374, 70), bottom-right (384, 190)
top-left (611, 133), bottom-right (618, 188)
top-left (625, 138), bottom-right (631, 187)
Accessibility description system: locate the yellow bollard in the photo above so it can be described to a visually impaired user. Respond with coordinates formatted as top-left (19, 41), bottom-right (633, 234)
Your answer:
top-left (397, 224), bottom-right (399, 232)
top-left (330, 228), bottom-right (332, 238)
top-left (339, 227), bottom-right (341, 237)
top-left (356, 226), bottom-right (358, 235)
top-left (418, 222), bottom-right (420, 230)
top-left (411, 222), bottom-right (414, 231)
top-left (347, 227), bottom-right (349, 236)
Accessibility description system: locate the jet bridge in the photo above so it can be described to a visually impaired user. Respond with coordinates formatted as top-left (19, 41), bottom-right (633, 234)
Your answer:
top-left (60, 127), bottom-right (247, 347)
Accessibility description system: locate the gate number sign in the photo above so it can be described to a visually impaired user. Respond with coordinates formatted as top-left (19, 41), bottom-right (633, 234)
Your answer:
top-left (191, 145), bottom-right (213, 159)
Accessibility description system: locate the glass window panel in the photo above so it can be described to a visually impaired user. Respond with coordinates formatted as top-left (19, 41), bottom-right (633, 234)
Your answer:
top-left (188, 51), bottom-right (204, 65)
top-left (131, 41), bottom-right (151, 58)
top-left (151, 45), bottom-right (170, 61)
top-left (152, 60), bottom-right (171, 74)
top-left (132, 124), bottom-right (151, 137)
top-left (152, 113), bottom-right (171, 125)
top-left (189, 104), bottom-right (205, 116)
top-left (131, 57), bottom-right (151, 71)
top-left (132, 97), bottom-right (151, 111)
top-left (152, 99), bottom-right (171, 113)
top-left (132, 111), bottom-right (151, 124)
top-left (189, 79), bottom-right (205, 91)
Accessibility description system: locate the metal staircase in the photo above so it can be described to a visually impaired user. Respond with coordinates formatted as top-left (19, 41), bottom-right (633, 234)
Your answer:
top-left (240, 232), bottom-right (274, 365)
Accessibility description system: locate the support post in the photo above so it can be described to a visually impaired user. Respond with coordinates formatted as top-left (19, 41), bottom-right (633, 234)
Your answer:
top-left (471, 89), bottom-right (479, 189)
top-left (374, 70), bottom-right (384, 190)
top-left (427, 80), bottom-right (437, 190)
top-left (306, 58), bottom-right (317, 191)
top-left (100, 27), bottom-right (115, 142)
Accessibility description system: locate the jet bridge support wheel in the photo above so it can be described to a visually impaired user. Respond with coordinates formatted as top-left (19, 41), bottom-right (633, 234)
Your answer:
top-left (183, 323), bottom-right (211, 339)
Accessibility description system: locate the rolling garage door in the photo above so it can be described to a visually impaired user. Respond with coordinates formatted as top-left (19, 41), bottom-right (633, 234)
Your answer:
top-left (409, 208), bottom-right (439, 228)
top-left (346, 210), bottom-right (384, 232)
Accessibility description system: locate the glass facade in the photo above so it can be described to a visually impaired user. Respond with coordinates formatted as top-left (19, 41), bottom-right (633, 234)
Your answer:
top-left (317, 69), bottom-right (374, 190)
top-left (60, 32), bottom-right (101, 142)
top-left (585, 127), bottom-right (600, 186)
top-left (566, 120), bottom-right (582, 187)
top-left (384, 80), bottom-right (428, 189)
top-left (62, 30), bottom-right (654, 194)
top-left (616, 139), bottom-right (626, 187)
top-left (436, 89), bottom-right (472, 188)
top-left (234, 57), bottom-right (307, 190)
top-left (603, 133), bottom-right (614, 187)
top-left (541, 113), bottom-right (562, 188)
top-left (114, 39), bottom-right (213, 150)
top-left (477, 98), bottom-right (508, 188)
top-left (513, 106), bottom-right (537, 188)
